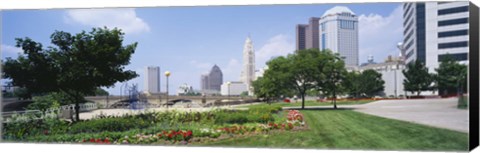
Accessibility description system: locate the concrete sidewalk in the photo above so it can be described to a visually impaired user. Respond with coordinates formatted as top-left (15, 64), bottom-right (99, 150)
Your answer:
top-left (285, 98), bottom-right (469, 133)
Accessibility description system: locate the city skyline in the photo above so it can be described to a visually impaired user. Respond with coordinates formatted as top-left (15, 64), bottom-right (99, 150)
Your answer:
top-left (1, 3), bottom-right (403, 95)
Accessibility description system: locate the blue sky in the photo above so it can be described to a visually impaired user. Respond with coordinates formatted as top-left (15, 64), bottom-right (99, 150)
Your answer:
top-left (1, 3), bottom-right (404, 95)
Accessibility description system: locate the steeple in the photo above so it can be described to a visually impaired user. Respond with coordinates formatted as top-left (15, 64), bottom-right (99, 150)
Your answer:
top-left (241, 36), bottom-right (255, 96)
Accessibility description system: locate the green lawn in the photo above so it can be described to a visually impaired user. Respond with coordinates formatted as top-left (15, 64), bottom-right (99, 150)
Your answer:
top-left (199, 110), bottom-right (468, 151)
top-left (241, 100), bottom-right (374, 109)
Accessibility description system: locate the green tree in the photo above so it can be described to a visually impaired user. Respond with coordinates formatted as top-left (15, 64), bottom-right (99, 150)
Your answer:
top-left (2, 27), bottom-right (138, 121)
top-left (344, 71), bottom-right (362, 99)
top-left (317, 50), bottom-right (347, 109)
top-left (435, 55), bottom-right (467, 96)
top-left (252, 57), bottom-right (294, 103)
top-left (402, 60), bottom-right (432, 96)
top-left (360, 69), bottom-right (385, 97)
top-left (27, 92), bottom-right (71, 112)
top-left (289, 49), bottom-right (323, 109)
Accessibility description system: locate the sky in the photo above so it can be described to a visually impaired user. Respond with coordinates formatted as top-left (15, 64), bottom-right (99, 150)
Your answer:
top-left (1, 3), bottom-right (404, 95)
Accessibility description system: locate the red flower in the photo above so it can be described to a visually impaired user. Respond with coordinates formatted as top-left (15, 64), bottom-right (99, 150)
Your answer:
top-left (288, 123), bottom-right (294, 129)
top-left (104, 138), bottom-right (110, 143)
top-left (82, 139), bottom-right (86, 142)
top-left (186, 130), bottom-right (192, 137)
top-left (90, 138), bottom-right (95, 143)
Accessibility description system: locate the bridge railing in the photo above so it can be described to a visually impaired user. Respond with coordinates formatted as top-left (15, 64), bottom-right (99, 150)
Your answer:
top-left (1, 103), bottom-right (98, 123)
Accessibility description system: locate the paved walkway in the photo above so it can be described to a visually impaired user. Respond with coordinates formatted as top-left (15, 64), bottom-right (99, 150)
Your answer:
top-left (285, 98), bottom-right (469, 133)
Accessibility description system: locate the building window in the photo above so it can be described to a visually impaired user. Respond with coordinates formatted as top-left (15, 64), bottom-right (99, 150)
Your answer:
top-left (406, 50), bottom-right (414, 59)
top-left (438, 29), bottom-right (468, 38)
top-left (438, 53), bottom-right (468, 61)
top-left (438, 6), bottom-right (468, 15)
top-left (438, 18), bottom-right (469, 26)
top-left (404, 29), bottom-right (414, 42)
top-left (438, 41), bottom-right (468, 49)
top-left (339, 20), bottom-right (355, 29)
top-left (415, 3), bottom-right (426, 63)
top-left (404, 21), bottom-right (413, 35)
top-left (405, 39), bottom-right (414, 50)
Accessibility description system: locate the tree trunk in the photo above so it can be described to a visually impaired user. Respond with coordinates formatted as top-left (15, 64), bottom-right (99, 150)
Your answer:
top-left (74, 93), bottom-right (81, 122)
top-left (333, 89), bottom-right (337, 109)
top-left (301, 93), bottom-right (305, 110)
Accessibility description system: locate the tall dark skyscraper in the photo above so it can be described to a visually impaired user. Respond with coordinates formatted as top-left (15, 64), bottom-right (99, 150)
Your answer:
top-left (296, 24), bottom-right (307, 50)
top-left (201, 65), bottom-right (223, 92)
top-left (208, 65), bottom-right (223, 91)
top-left (296, 17), bottom-right (320, 51)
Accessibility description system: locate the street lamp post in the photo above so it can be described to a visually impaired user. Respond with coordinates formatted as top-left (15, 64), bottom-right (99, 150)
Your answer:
top-left (165, 71), bottom-right (171, 108)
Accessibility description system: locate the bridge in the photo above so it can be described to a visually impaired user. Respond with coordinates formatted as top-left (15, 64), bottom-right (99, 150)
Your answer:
top-left (2, 95), bottom-right (258, 111)
top-left (85, 95), bottom-right (251, 108)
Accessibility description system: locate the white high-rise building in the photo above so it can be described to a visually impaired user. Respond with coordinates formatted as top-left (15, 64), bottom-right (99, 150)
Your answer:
top-left (145, 66), bottom-right (160, 94)
top-left (319, 6), bottom-right (359, 66)
top-left (403, 2), bottom-right (469, 72)
top-left (241, 36), bottom-right (256, 95)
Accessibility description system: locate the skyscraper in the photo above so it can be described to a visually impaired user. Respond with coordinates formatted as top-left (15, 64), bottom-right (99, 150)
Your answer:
top-left (296, 24), bottom-right (308, 50)
top-left (306, 17), bottom-right (320, 49)
top-left (319, 6), bottom-right (359, 66)
top-left (200, 74), bottom-right (209, 91)
top-left (295, 17), bottom-right (320, 51)
top-left (208, 65), bottom-right (223, 91)
top-left (241, 36), bottom-right (256, 95)
top-left (145, 66), bottom-right (160, 94)
top-left (403, 2), bottom-right (469, 72)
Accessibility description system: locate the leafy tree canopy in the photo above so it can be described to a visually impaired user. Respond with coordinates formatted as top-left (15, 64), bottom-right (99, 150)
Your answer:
top-left (2, 27), bottom-right (138, 121)
top-left (402, 60), bottom-right (432, 96)
top-left (435, 54), bottom-right (467, 96)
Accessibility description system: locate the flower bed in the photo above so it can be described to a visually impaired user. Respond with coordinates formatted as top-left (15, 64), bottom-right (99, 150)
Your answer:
top-left (5, 106), bottom-right (306, 145)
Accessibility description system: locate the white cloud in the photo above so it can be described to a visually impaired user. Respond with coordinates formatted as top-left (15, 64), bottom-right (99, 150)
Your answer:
top-left (65, 8), bottom-right (150, 35)
top-left (1, 44), bottom-right (23, 54)
top-left (358, 5), bottom-right (403, 64)
top-left (222, 58), bottom-right (242, 82)
top-left (256, 34), bottom-right (294, 68)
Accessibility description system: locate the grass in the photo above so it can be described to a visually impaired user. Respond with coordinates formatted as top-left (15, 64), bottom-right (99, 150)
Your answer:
top-left (241, 100), bottom-right (375, 109)
top-left (200, 110), bottom-right (468, 151)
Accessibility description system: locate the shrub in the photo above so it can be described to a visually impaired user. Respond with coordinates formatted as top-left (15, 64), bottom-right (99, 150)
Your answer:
top-left (69, 117), bottom-right (151, 134)
top-left (2, 112), bottom-right (69, 141)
